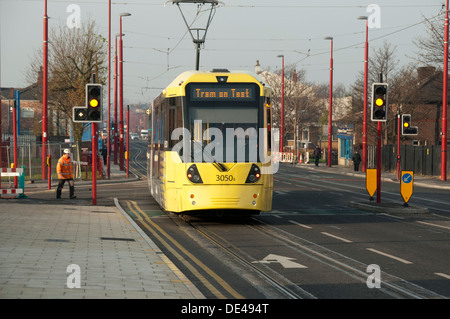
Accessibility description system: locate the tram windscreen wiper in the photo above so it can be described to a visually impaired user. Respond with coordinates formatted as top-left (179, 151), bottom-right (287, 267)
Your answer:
top-left (192, 140), bottom-right (227, 172)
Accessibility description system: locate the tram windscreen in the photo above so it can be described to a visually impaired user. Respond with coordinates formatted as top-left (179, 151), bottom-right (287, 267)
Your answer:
top-left (186, 83), bottom-right (260, 163)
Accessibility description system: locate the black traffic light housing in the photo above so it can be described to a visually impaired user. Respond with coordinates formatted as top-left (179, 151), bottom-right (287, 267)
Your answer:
top-left (401, 114), bottom-right (418, 135)
top-left (73, 83), bottom-right (103, 123)
top-left (371, 83), bottom-right (388, 121)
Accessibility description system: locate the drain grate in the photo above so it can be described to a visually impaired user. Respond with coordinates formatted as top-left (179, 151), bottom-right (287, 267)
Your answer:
top-left (100, 237), bottom-right (136, 242)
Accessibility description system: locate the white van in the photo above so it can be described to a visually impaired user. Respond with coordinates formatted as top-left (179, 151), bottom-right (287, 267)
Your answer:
top-left (140, 129), bottom-right (149, 140)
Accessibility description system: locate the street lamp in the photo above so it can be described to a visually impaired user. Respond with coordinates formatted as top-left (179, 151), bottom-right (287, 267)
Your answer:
top-left (442, 0), bottom-right (448, 181)
top-left (324, 37), bottom-right (333, 167)
top-left (107, 0), bottom-right (111, 179)
top-left (114, 33), bottom-right (122, 166)
top-left (119, 12), bottom-right (131, 171)
top-left (42, 0), bottom-right (49, 180)
top-left (277, 54), bottom-right (285, 153)
top-left (358, 15), bottom-right (369, 172)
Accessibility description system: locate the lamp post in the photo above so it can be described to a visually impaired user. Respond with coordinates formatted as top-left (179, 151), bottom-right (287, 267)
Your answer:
top-left (119, 12), bottom-right (131, 171)
top-left (107, 0), bottom-right (111, 178)
top-left (324, 37), bottom-right (333, 167)
top-left (114, 34), bottom-right (121, 166)
top-left (442, 0), bottom-right (449, 181)
top-left (277, 54), bottom-right (285, 153)
top-left (42, 0), bottom-right (49, 180)
top-left (358, 16), bottom-right (369, 172)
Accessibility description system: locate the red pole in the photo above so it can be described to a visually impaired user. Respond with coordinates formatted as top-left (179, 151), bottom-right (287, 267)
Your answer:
top-left (119, 19), bottom-right (124, 171)
top-left (376, 122), bottom-right (382, 203)
top-left (42, 0), bottom-right (48, 180)
top-left (13, 99), bottom-right (18, 189)
top-left (114, 36), bottom-right (118, 165)
top-left (362, 20), bottom-right (369, 173)
top-left (107, 0), bottom-right (111, 179)
top-left (328, 38), bottom-right (333, 167)
top-left (0, 34), bottom-right (2, 174)
top-left (126, 105), bottom-right (129, 178)
top-left (280, 56), bottom-right (284, 152)
top-left (397, 112), bottom-right (401, 180)
top-left (442, 0), bottom-right (449, 181)
top-left (92, 123), bottom-right (97, 205)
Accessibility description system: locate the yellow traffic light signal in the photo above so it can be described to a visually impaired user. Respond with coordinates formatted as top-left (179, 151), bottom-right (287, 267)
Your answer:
top-left (401, 114), bottom-right (418, 135)
top-left (86, 84), bottom-right (102, 122)
top-left (89, 98), bottom-right (99, 107)
top-left (371, 83), bottom-right (388, 121)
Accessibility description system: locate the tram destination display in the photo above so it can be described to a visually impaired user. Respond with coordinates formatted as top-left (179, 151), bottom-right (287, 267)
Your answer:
top-left (189, 84), bottom-right (256, 101)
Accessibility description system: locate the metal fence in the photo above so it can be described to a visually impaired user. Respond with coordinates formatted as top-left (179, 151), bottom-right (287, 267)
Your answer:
top-left (368, 144), bottom-right (450, 177)
top-left (1, 134), bottom-right (86, 182)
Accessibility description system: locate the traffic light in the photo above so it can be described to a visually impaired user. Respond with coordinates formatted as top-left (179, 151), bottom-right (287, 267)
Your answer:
top-left (86, 84), bottom-right (102, 122)
top-left (371, 83), bottom-right (388, 121)
top-left (401, 114), bottom-right (418, 135)
top-left (72, 83), bottom-right (103, 123)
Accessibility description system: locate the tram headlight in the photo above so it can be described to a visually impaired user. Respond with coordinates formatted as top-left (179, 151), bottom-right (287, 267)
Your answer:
top-left (245, 164), bottom-right (261, 183)
top-left (187, 164), bottom-right (203, 184)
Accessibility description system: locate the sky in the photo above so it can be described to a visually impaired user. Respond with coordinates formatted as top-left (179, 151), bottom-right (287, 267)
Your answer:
top-left (0, 0), bottom-right (446, 105)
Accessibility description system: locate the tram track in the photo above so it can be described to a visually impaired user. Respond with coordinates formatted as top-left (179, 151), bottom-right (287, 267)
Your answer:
top-left (183, 214), bottom-right (445, 299)
top-left (181, 216), bottom-right (315, 299)
top-left (120, 194), bottom-right (446, 299)
top-left (123, 152), bottom-right (447, 299)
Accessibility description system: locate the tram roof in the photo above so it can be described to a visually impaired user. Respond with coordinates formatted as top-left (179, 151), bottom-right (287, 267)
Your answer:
top-left (163, 70), bottom-right (271, 98)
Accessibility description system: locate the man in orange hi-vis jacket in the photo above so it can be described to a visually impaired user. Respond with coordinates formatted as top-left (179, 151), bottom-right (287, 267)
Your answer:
top-left (56, 148), bottom-right (76, 199)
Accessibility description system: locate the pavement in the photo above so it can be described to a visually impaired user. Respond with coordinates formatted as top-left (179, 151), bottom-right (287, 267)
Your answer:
top-left (0, 164), bottom-right (204, 299)
top-left (1, 161), bottom-right (448, 299)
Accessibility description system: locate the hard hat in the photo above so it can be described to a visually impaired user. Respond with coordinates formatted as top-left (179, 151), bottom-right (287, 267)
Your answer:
top-left (64, 149), bottom-right (70, 154)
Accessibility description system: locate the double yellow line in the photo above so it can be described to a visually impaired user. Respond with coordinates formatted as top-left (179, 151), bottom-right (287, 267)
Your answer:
top-left (125, 200), bottom-right (244, 299)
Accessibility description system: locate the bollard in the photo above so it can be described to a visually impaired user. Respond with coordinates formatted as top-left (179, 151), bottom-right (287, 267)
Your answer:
top-left (18, 165), bottom-right (27, 198)
top-left (47, 155), bottom-right (51, 190)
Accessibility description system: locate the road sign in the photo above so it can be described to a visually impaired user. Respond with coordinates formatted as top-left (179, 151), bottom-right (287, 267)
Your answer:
top-left (366, 168), bottom-right (377, 200)
top-left (400, 171), bottom-right (414, 206)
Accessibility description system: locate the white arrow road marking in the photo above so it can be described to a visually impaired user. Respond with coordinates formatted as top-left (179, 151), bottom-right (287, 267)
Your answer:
top-left (252, 254), bottom-right (307, 269)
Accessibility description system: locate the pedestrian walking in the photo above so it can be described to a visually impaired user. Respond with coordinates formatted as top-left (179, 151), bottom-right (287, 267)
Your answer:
top-left (313, 145), bottom-right (321, 167)
top-left (352, 150), bottom-right (362, 172)
top-left (102, 147), bottom-right (107, 166)
top-left (56, 149), bottom-right (76, 199)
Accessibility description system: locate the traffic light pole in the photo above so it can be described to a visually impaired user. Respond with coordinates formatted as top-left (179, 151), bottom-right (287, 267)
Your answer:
top-left (442, 0), bottom-right (449, 182)
top-left (92, 122), bottom-right (97, 205)
top-left (397, 112), bottom-right (401, 181)
top-left (376, 121), bottom-right (382, 203)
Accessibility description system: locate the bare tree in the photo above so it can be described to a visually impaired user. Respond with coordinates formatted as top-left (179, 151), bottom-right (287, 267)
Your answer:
top-left (414, 11), bottom-right (446, 67)
top-left (260, 65), bottom-right (322, 148)
top-left (27, 18), bottom-right (107, 148)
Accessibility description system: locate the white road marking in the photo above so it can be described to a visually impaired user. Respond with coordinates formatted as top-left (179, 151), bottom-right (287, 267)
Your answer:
top-left (321, 232), bottom-right (353, 243)
top-left (366, 248), bottom-right (413, 264)
top-left (417, 221), bottom-right (450, 231)
top-left (435, 273), bottom-right (450, 280)
top-left (289, 220), bottom-right (312, 229)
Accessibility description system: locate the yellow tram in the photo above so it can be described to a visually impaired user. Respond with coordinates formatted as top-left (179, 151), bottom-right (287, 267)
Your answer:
top-left (147, 69), bottom-right (273, 215)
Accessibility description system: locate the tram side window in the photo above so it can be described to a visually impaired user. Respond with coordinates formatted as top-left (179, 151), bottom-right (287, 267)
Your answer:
top-left (153, 104), bottom-right (159, 145)
top-left (266, 105), bottom-right (271, 151)
top-left (168, 97), bottom-right (182, 149)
